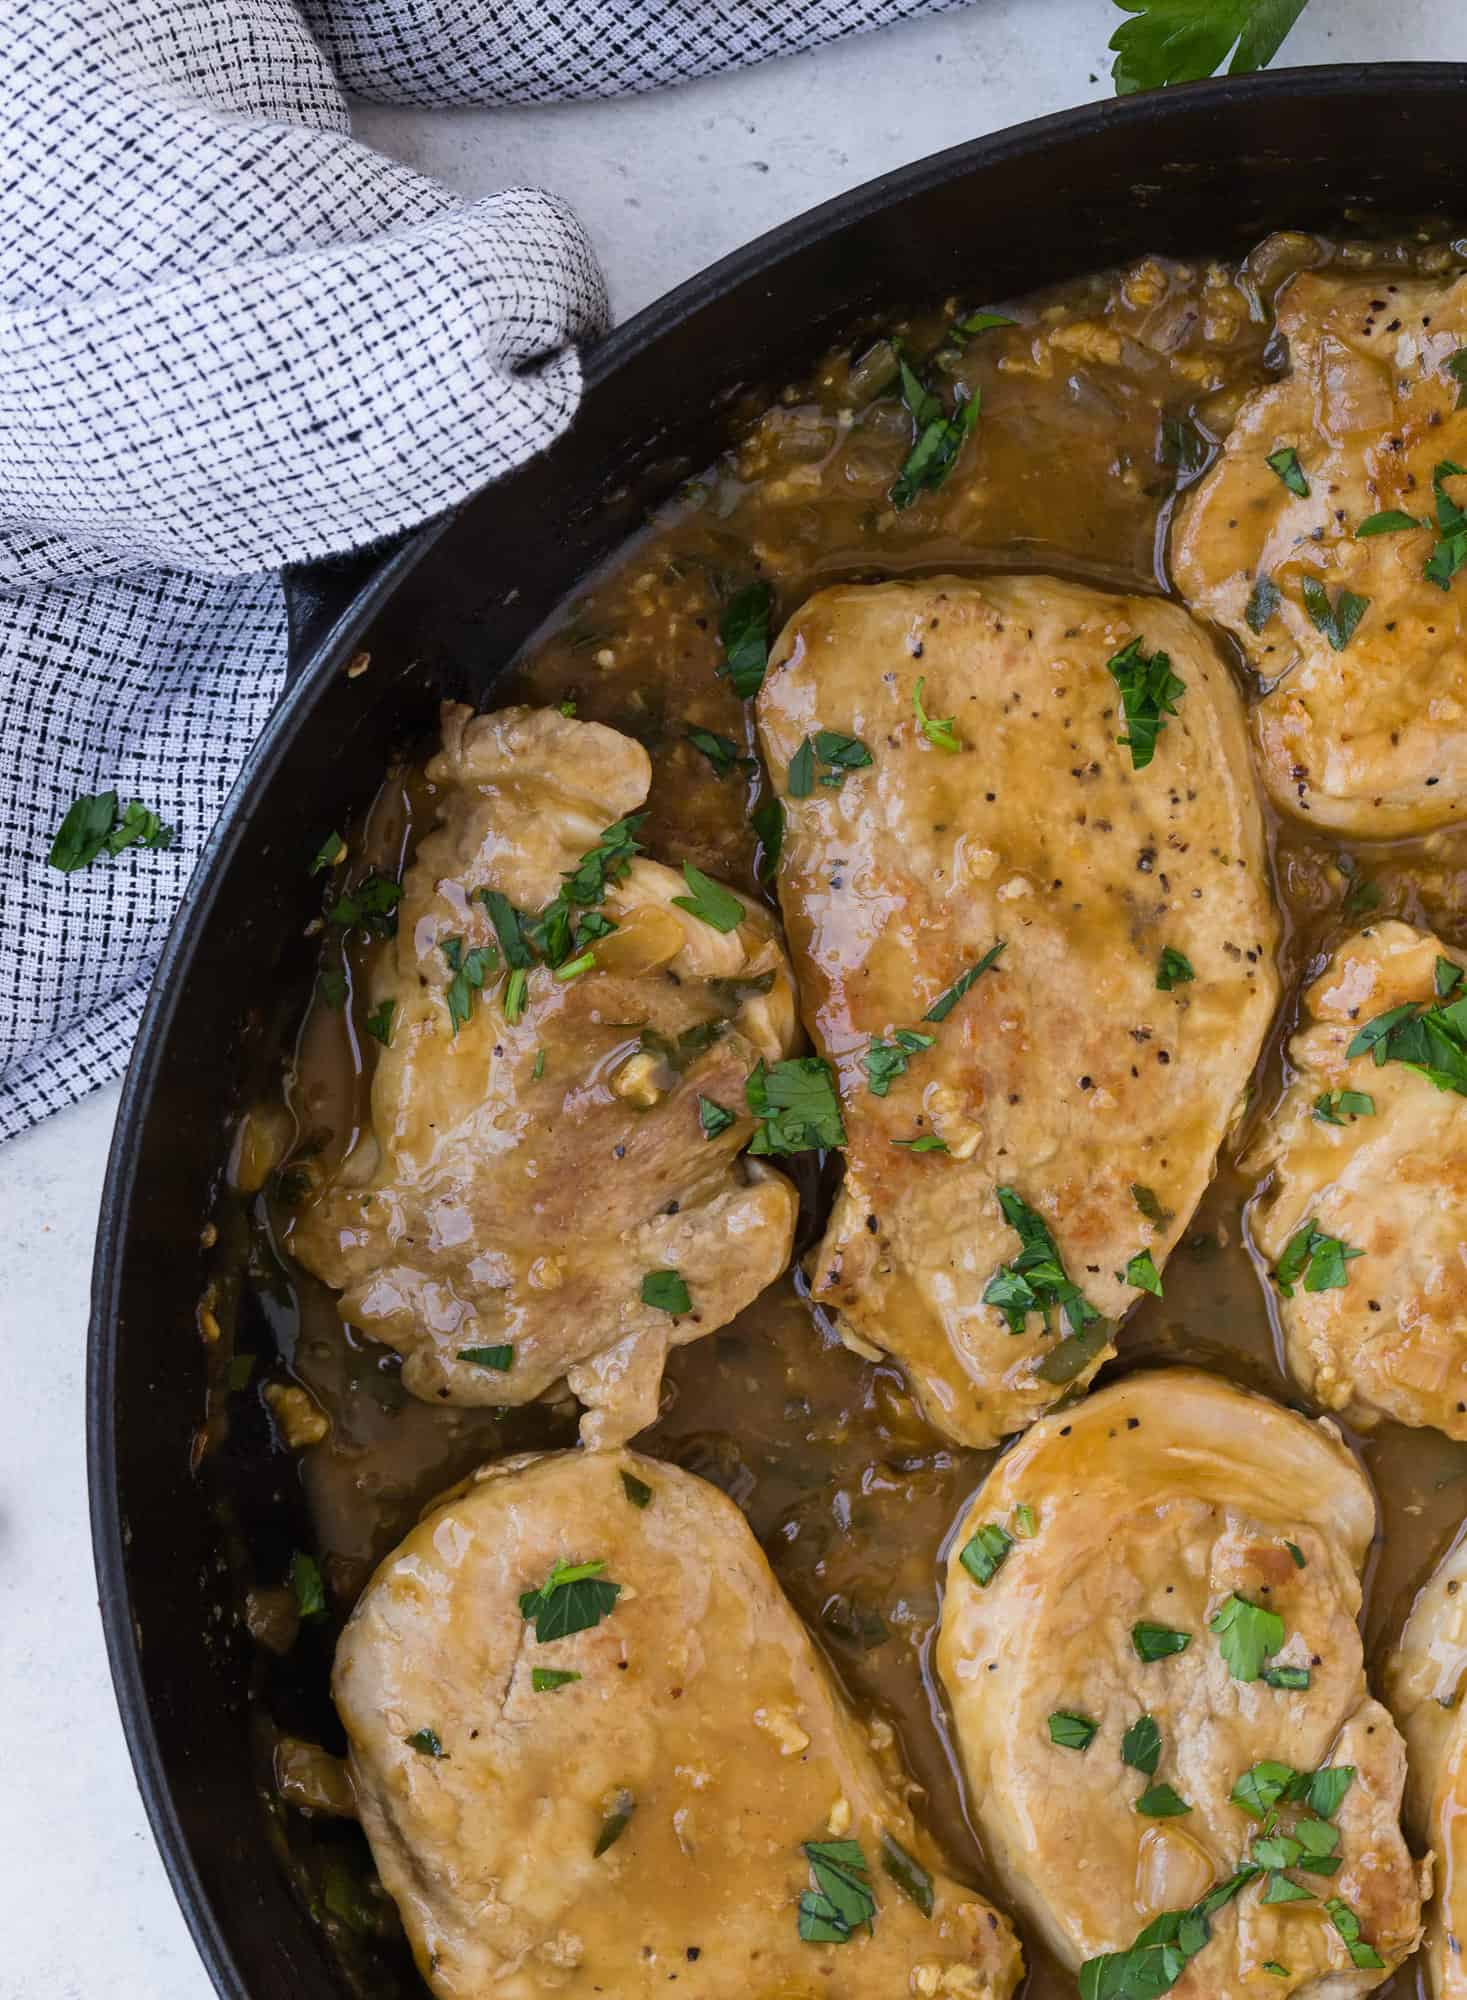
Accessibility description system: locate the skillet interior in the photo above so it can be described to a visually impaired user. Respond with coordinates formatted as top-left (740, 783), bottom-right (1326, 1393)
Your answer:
top-left (90, 63), bottom-right (1467, 2000)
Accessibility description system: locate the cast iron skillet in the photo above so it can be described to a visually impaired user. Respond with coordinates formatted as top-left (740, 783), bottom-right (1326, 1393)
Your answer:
top-left (90, 64), bottom-right (1467, 2000)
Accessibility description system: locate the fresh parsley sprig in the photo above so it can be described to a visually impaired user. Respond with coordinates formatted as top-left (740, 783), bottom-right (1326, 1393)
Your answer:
top-left (1108, 0), bottom-right (1310, 96)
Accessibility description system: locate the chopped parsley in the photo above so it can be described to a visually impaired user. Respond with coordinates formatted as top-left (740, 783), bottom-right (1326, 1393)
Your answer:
top-left (698, 1094), bottom-right (736, 1138)
top-left (959, 1522), bottom-right (1013, 1587)
top-left (1048, 1711), bottom-right (1099, 1751)
top-left (532, 1048), bottom-right (546, 1080)
top-left (518, 1558), bottom-right (620, 1642)
top-left (1121, 1714), bottom-right (1161, 1775)
top-left (751, 795), bottom-right (784, 878)
top-left (1326, 1897), bottom-right (1385, 1970)
top-left (1245, 573), bottom-right (1280, 634)
top-left (895, 1132), bottom-right (948, 1153)
top-left (290, 1551), bottom-right (326, 1621)
top-left (879, 1832), bottom-right (934, 1917)
top-left (1262, 1873), bottom-right (1314, 1905)
top-left (1301, 576), bottom-right (1369, 652)
top-left (890, 354), bottom-right (982, 511)
top-left (364, 999), bottom-right (394, 1046)
top-left (1425, 459), bottom-right (1467, 591)
top-left (532, 815), bottom-right (644, 966)
top-left (457, 1344), bottom-right (513, 1371)
top-left (1132, 1621), bottom-right (1191, 1662)
top-left (863, 1027), bottom-right (935, 1095)
top-left (1274, 1219), bottom-right (1363, 1297)
top-left (686, 726), bottom-right (752, 779)
top-left (1125, 1248), bottom-right (1163, 1297)
top-left (1447, 349), bottom-right (1467, 408)
top-left (480, 888), bottom-right (533, 969)
top-left (1266, 446), bottom-right (1309, 497)
top-left (641, 1269), bottom-right (691, 1315)
top-left (924, 939), bottom-right (1005, 1023)
top-left (1285, 1540), bottom-right (1307, 1569)
top-left (310, 831), bottom-right (347, 874)
top-left (49, 789), bottom-right (174, 872)
top-left (789, 730), bottom-right (873, 797)
top-left (1313, 1089), bottom-right (1374, 1124)
top-left (1136, 1783), bottom-right (1191, 1818)
top-left (914, 676), bottom-right (962, 752)
top-left (1013, 1502), bottom-right (1038, 1538)
top-left (1210, 1592), bottom-right (1284, 1681)
top-left (671, 861), bottom-right (744, 934)
top-left (319, 969), bottom-right (347, 1008)
top-left (442, 935), bottom-right (499, 1034)
top-left (531, 1668), bottom-right (581, 1693)
top-left (329, 871), bottom-right (403, 936)
top-left (797, 1838), bottom-right (877, 1943)
top-left (1263, 1664), bottom-right (1312, 1691)
top-left (503, 966), bottom-right (529, 1024)
top-left (594, 1791), bottom-right (636, 1857)
top-left (1077, 1864), bottom-right (1258, 1998)
top-left (1106, 637), bottom-right (1186, 771)
top-left (1438, 956), bottom-right (1465, 998)
top-left (1231, 1761), bottom-right (1296, 1819)
top-left (1132, 1183), bottom-right (1169, 1226)
top-left (620, 1470), bottom-right (653, 1509)
top-left (1156, 946), bottom-right (1195, 991)
top-left (718, 583), bottom-right (773, 700)
top-left (404, 1728), bottom-right (446, 1756)
top-left (983, 1186), bottom-right (1102, 1337)
top-left (746, 1056), bottom-right (846, 1155)
top-left (1356, 509), bottom-right (1420, 536)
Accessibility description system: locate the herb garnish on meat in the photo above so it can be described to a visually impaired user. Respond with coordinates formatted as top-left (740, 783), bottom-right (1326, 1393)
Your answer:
top-left (1106, 637), bottom-right (1186, 771)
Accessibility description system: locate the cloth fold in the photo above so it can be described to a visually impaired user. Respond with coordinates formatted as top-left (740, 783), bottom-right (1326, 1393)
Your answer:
top-left (0, 0), bottom-right (953, 1142)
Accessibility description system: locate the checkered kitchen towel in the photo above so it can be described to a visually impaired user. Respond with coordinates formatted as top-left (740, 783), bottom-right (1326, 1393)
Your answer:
top-left (0, 0), bottom-right (962, 1143)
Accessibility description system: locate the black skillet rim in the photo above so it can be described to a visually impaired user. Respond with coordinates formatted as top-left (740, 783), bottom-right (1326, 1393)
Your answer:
top-left (87, 61), bottom-right (1467, 2000)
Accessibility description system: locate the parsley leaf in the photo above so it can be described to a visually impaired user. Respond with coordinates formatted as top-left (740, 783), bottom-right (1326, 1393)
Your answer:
top-left (1266, 445), bottom-right (1309, 497)
top-left (1326, 1898), bottom-right (1385, 1970)
top-left (788, 737), bottom-right (815, 797)
top-left (1264, 1663), bottom-right (1311, 1690)
top-left (594, 1791), bottom-right (636, 1857)
top-left (1425, 459), bottom-right (1467, 590)
top-left (914, 676), bottom-right (962, 752)
top-left (1438, 957), bottom-right (1465, 998)
top-left (1301, 576), bottom-right (1369, 652)
top-left (1156, 946), bottom-right (1195, 991)
top-left (698, 1094), bottom-right (736, 1138)
top-left (531, 1668), bottom-right (580, 1693)
top-left (319, 969), bottom-right (347, 1009)
top-left (532, 815), bottom-right (644, 966)
top-left (329, 871), bottom-right (403, 936)
top-left (890, 356), bottom-right (982, 510)
top-left (751, 795), bottom-right (784, 879)
top-left (310, 831), bottom-right (347, 874)
top-left (1136, 1783), bottom-right (1191, 1818)
top-left (641, 1269), bottom-right (691, 1315)
top-left (1126, 1248), bottom-right (1163, 1296)
top-left (503, 966), bottom-right (529, 1024)
top-left (1049, 1711), bottom-right (1099, 1751)
top-left (1109, 0), bottom-right (1309, 95)
top-left (1122, 1714), bottom-right (1162, 1775)
top-left (718, 583), bottom-right (773, 700)
top-left (1132, 1183), bottom-right (1170, 1226)
top-left (290, 1551), bottom-right (327, 1621)
top-left (457, 1344), bottom-right (513, 1370)
top-left (519, 1558), bottom-right (620, 1642)
top-left (1078, 1865), bottom-right (1259, 1998)
top-left (404, 1727), bottom-right (446, 1755)
top-left (924, 939), bottom-right (1005, 1022)
top-left (1210, 1592), bottom-right (1284, 1681)
top-left (984, 1185), bottom-right (1102, 1336)
top-left (1245, 573), bottom-right (1280, 634)
top-left (620, 1471), bottom-right (653, 1509)
top-left (1312, 1089), bottom-right (1373, 1124)
top-left (671, 861), bottom-right (744, 934)
top-left (479, 888), bottom-right (533, 969)
top-left (746, 1056), bottom-right (846, 1155)
top-left (49, 789), bottom-right (175, 872)
top-left (1263, 1873), bottom-right (1315, 1905)
top-left (441, 936), bottom-right (499, 1035)
top-left (365, 999), bottom-right (395, 1046)
top-left (1231, 1761), bottom-right (1297, 1818)
top-left (1449, 349), bottom-right (1467, 410)
top-left (1106, 637), bottom-right (1187, 771)
top-left (863, 1027), bottom-right (935, 1096)
top-left (959, 1522), bottom-right (1014, 1586)
top-left (797, 1838), bottom-right (877, 1943)
top-left (1274, 1219), bottom-right (1363, 1297)
top-left (1357, 510), bottom-right (1420, 536)
top-left (1132, 1621), bottom-right (1192, 1662)
top-left (894, 1132), bottom-right (948, 1153)
top-left (879, 1832), bottom-right (934, 1917)
top-left (686, 726), bottom-right (752, 779)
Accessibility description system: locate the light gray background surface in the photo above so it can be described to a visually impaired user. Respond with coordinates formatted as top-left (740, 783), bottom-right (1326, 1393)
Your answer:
top-left (1, 2), bottom-right (1459, 1992)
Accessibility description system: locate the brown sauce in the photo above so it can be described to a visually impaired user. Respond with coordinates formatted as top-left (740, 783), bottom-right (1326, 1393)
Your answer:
top-left (216, 224), bottom-right (1467, 1996)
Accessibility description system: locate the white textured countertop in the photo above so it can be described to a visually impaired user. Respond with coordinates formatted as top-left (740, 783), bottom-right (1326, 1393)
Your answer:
top-left (1, 3), bottom-right (1460, 1994)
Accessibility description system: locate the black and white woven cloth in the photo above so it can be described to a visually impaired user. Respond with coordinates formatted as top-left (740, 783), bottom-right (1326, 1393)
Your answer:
top-left (0, 0), bottom-right (959, 1144)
